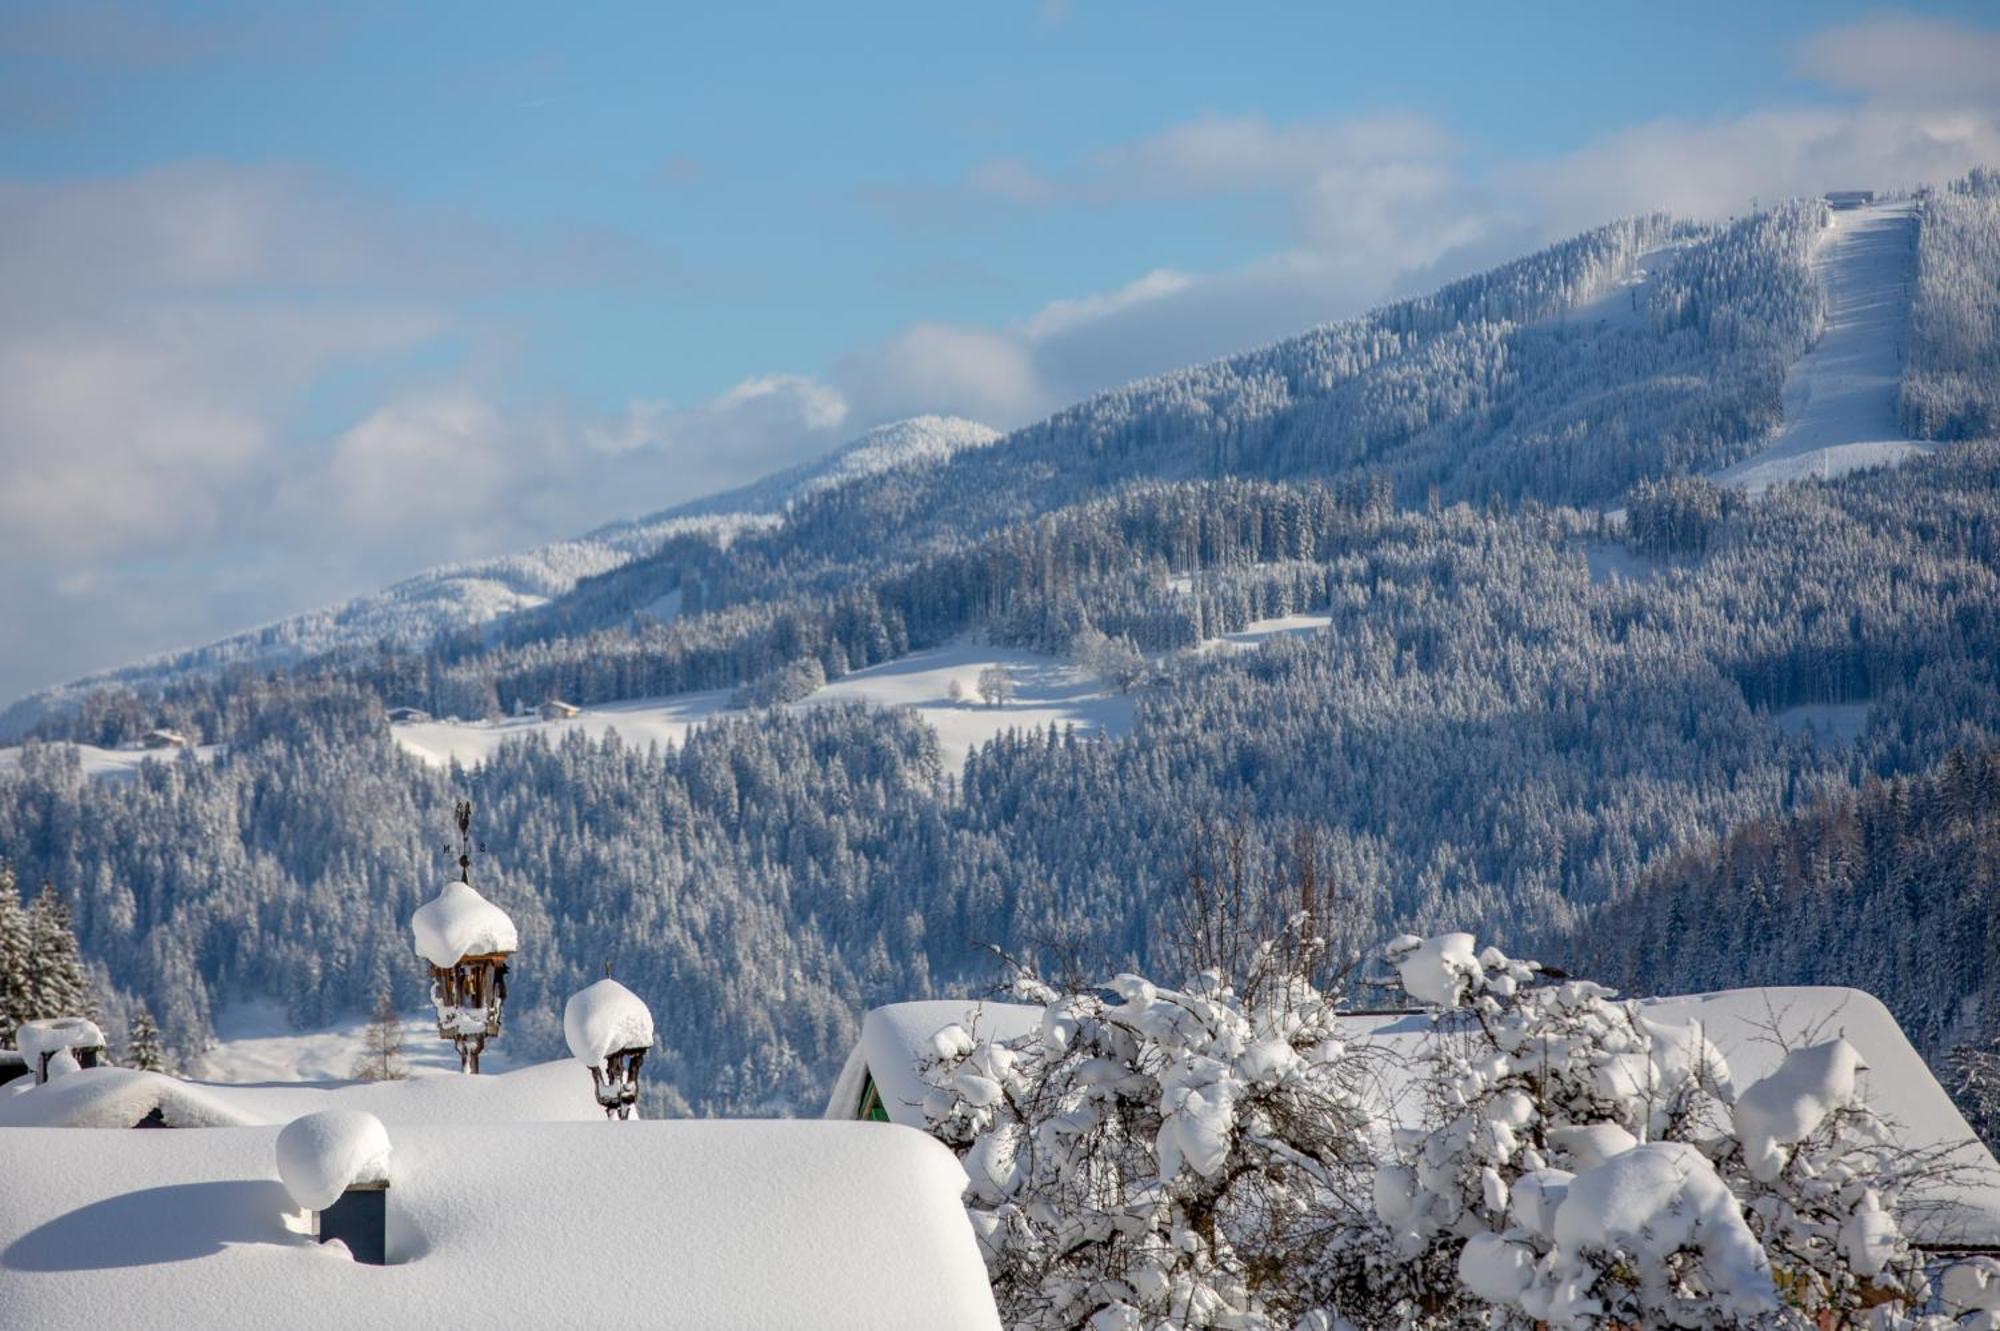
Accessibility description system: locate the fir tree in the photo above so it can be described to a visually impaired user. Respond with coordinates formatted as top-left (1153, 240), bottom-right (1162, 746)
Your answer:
top-left (125, 1001), bottom-right (168, 1073)
top-left (0, 866), bottom-right (29, 1045)
top-left (350, 984), bottom-right (409, 1082)
top-left (23, 882), bottom-right (95, 1023)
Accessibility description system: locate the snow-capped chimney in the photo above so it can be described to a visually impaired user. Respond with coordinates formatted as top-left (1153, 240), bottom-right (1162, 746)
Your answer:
top-left (564, 973), bottom-right (655, 1120)
top-left (410, 801), bottom-right (518, 1074)
top-left (277, 1110), bottom-right (393, 1265)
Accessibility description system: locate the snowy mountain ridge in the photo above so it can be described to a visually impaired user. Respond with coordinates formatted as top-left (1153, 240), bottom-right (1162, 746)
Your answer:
top-left (0, 414), bottom-right (998, 739)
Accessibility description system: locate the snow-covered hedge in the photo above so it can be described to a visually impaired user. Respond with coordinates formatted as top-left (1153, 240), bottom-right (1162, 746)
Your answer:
top-left (922, 933), bottom-right (1986, 1330)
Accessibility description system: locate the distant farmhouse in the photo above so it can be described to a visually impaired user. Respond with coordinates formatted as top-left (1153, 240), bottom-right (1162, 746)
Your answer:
top-left (140, 728), bottom-right (189, 750)
top-left (538, 699), bottom-right (582, 721)
top-left (385, 706), bottom-right (431, 724)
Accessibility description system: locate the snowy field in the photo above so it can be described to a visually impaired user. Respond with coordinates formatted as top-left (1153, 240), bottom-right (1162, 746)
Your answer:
top-left (0, 740), bottom-right (222, 784)
top-left (1714, 202), bottom-right (1933, 495)
top-left (190, 997), bottom-right (514, 1083)
top-left (392, 640), bottom-right (1134, 775)
top-left (1774, 700), bottom-right (1872, 746)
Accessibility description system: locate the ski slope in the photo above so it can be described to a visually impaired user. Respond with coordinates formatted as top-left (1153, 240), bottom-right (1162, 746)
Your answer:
top-left (1714, 201), bottom-right (1932, 495)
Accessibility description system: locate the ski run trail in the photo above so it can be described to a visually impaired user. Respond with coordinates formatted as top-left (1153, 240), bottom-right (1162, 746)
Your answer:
top-left (1713, 200), bottom-right (1932, 495)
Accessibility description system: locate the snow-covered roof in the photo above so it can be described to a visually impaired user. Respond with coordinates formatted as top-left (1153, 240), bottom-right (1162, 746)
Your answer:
top-left (0, 1059), bottom-right (601, 1130)
top-left (562, 978), bottom-right (654, 1069)
top-left (409, 879), bottom-right (518, 967)
top-left (824, 998), bottom-right (1044, 1127)
top-left (833, 988), bottom-right (2000, 1246)
top-left (0, 1120), bottom-right (1000, 1331)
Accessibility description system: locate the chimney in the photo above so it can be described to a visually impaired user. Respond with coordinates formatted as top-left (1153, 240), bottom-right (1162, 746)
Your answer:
top-left (316, 1181), bottom-right (389, 1266)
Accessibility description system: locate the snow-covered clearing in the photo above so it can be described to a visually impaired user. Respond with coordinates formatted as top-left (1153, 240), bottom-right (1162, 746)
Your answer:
top-left (392, 640), bottom-right (1133, 776)
top-left (1200, 610), bottom-right (1333, 651)
top-left (192, 997), bottom-right (515, 1083)
top-left (1775, 700), bottom-right (1872, 745)
top-left (1715, 201), bottom-right (1932, 495)
top-left (802, 641), bottom-right (1134, 770)
top-left (1581, 540), bottom-right (1662, 586)
top-left (1544, 240), bottom-right (1690, 333)
top-left (0, 740), bottom-right (222, 784)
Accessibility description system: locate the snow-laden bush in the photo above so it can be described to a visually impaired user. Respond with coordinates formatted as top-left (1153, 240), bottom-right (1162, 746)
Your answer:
top-left (1376, 933), bottom-right (1939, 1330)
top-left (921, 962), bottom-right (1390, 1330)
top-left (921, 929), bottom-right (1988, 1329)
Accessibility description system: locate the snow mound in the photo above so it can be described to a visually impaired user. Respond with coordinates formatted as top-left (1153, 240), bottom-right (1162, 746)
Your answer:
top-left (563, 978), bottom-right (655, 1069)
top-left (15, 1017), bottom-right (104, 1078)
top-left (1542, 1141), bottom-right (1776, 1322)
top-left (1731, 1037), bottom-right (1866, 1182)
top-left (409, 880), bottom-right (517, 967)
top-left (276, 1110), bottom-right (392, 1212)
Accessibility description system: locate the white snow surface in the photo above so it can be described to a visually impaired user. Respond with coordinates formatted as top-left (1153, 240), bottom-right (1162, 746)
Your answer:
top-left (1713, 201), bottom-right (1933, 495)
top-left (1542, 1141), bottom-right (1776, 1323)
top-left (562, 978), bottom-right (655, 1069)
top-left (274, 1109), bottom-right (392, 1211)
top-left (1393, 932), bottom-right (1482, 1009)
top-left (1731, 1037), bottom-right (1867, 1182)
top-left (0, 1120), bottom-right (1001, 1331)
top-left (824, 999), bottom-right (1045, 1127)
top-left (0, 739), bottom-right (223, 785)
top-left (409, 880), bottom-right (517, 967)
top-left (395, 639), bottom-right (1135, 776)
top-left (0, 1059), bottom-right (600, 1129)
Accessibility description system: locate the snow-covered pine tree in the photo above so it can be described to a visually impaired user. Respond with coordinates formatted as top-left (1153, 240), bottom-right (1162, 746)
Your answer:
top-left (125, 1001), bottom-right (168, 1072)
top-left (350, 984), bottom-right (409, 1081)
top-left (0, 865), bottom-right (30, 1043)
top-left (23, 881), bottom-right (95, 1023)
top-left (1946, 1032), bottom-right (2000, 1152)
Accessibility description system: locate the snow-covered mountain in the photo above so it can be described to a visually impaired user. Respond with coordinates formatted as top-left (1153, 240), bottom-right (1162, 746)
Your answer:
top-left (0, 415), bottom-right (998, 739)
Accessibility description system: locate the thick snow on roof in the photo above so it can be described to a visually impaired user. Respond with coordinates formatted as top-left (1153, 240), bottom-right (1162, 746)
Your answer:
top-left (0, 1060), bottom-right (601, 1130)
top-left (562, 978), bottom-right (654, 1069)
top-left (0, 1120), bottom-right (1000, 1331)
top-left (409, 880), bottom-right (518, 967)
top-left (835, 987), bottom-right (2000, 1245)
top-left (276, 1110), bottom-right (392, 1211)
top-left (824, 999), bottom-right (1044, 1127)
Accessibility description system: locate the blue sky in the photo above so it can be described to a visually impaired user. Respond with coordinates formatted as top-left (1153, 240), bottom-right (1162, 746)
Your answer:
top-left (4, 2), bottom-right (2000, 700)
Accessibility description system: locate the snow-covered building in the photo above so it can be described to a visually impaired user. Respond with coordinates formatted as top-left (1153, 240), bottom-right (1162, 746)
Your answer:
top-left (830, 988), bottom-right (2000, 1253)
top-left (1826, 188), bottom-right (1876, 210)
top-left (0, 1112), bottom-right (1001, 1330)
top-left (538, 698), bottom-right (582, 721)
top-left (384, 705), bottom-right (431, 724)
top-left (139, 728), bottom-right (189, 750)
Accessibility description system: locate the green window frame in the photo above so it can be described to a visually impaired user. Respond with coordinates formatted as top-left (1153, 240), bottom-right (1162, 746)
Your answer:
top-left (857, 1070), bottom-right (891, 1122)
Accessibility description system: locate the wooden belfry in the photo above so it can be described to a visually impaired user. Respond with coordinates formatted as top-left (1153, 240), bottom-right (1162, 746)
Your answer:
top-left (410, 801), bottom-right (518, 1074)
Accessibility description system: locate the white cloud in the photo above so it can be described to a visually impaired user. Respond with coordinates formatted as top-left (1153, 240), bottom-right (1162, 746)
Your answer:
top-left (1798, 15), bottom-right (2000, 103)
